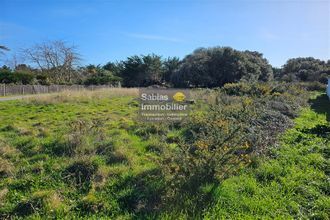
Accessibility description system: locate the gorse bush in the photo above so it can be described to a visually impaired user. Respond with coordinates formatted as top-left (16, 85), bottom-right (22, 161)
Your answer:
top-left (222, 81), bottom-right (314, 98)
top-left (157, 82), bottom-right (309, 214)
top-left (160, 98), bottom-right (255, 202)
top-left (222, 82), bottom-right (272, 96)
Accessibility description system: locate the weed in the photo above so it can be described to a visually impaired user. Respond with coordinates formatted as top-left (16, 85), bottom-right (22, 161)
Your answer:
top-left (63, 158), bottom-right (99, 191)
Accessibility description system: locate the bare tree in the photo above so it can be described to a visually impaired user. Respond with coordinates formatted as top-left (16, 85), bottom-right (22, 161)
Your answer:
top-left (22, 40), bottom-right (81, 83)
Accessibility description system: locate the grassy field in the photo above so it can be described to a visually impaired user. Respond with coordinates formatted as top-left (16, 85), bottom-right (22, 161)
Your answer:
top-left (0, 88), bottom-right (329, 219)
top-left (0, 89), bottom-right (152, 219)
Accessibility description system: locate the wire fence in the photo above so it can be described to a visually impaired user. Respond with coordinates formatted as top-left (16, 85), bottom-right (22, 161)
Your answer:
top-left (0, 84), bottom-right (117, 96)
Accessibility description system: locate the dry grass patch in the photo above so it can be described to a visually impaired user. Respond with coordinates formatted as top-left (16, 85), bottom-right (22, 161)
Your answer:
top-left (0, 141), bottom-right (20, 159)
top-left (190, 89), bottom-right (219, 104)
top-left (0, 158), bottom-right (15, 177)
top-left (93, 165), bottom-right (112, 189)
top-left (0, 188), bottom-right (8, 202)
top-left (24, 88), bottom-right (139, 104)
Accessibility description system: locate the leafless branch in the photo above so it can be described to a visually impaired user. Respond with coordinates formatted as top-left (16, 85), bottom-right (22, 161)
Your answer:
top-left (21, 40), bottom-right (81, 83)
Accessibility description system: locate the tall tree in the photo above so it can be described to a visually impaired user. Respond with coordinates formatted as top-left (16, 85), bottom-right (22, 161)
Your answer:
top-left (142, 54), bottom-right (163, 85)
top-left (22, 40), bottom-right (81, 83)
top-left (171, 47), bottom-right (273, 88)
top-left (280, 57), bottom-right (329, 83)
top-left (163, 57), bottom-right (180, 85)
top-left (120, 54), bottom-right (163, 87)
top-left (81, 64), bottom-right (122, 85)
top-left (103, 61), bottom-right (122, 77)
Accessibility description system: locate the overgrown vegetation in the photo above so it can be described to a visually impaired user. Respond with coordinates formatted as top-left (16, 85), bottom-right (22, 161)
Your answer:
top-left (277, 57), bottom-right (330, 83)
top-left (1, 42), bottom-right (328, 87)
top-left (0, 82), bottom-right (327, 219)
top-left (204, 97), bottom-right (329, 219)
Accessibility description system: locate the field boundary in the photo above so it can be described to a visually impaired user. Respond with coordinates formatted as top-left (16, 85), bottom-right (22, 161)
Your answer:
top-left (0, 84), bottom-right (118, 96)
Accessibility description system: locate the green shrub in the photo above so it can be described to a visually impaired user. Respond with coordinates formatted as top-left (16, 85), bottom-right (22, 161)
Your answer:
top-left (160, 97), bottom-right (254, 209)
top-left (83, 68), bottom-right (122, 85)
top-left (222, 82), bottom-right (272, 97)
top-left (301, 82), bottom-right (327, 91)
top-left (0, 70), bottom-right (35, 84)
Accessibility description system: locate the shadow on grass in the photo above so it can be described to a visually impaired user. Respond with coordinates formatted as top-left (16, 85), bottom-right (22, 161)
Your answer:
top-left (115, 168), bottom-right (164, 218)
top-left (309, 94), bottom-right (330, 122)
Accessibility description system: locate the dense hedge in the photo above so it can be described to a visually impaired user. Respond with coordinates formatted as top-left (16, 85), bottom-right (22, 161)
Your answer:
top-left (0, 69), bottom-right (35, 84)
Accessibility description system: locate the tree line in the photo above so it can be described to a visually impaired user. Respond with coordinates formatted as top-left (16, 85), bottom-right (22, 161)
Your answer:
top-left (0, 40), bottom-right (329, 87)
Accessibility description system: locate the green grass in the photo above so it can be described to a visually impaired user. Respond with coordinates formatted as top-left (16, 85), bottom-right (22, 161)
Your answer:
top-left (0, 92), bottom-right (329, 219)
top-left (0, 95), bottom-right (159, 219)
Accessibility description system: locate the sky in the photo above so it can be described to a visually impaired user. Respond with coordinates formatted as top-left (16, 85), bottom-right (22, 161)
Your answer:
top-left (1, 0), bottom-right (329, 67)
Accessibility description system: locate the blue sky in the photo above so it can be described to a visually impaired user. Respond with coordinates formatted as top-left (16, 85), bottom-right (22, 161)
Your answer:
top-left (1, 0), bottom-right (329, 67)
